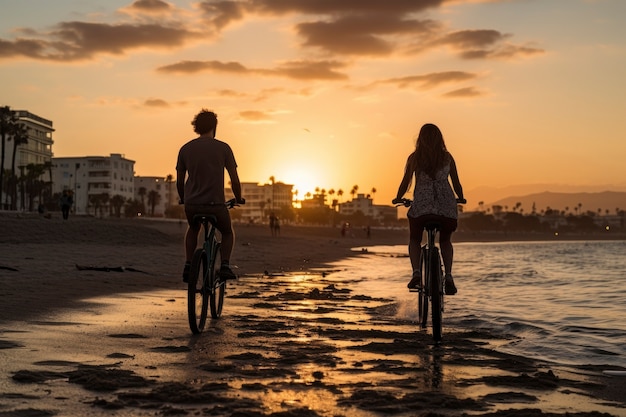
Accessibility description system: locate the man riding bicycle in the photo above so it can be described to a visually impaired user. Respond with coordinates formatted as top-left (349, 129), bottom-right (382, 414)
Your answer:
top-left (176, 109), bottom-right (245, 283)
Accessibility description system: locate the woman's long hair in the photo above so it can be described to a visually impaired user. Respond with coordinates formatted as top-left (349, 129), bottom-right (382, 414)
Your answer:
top-left (408, 123), bottom-right (449, 179)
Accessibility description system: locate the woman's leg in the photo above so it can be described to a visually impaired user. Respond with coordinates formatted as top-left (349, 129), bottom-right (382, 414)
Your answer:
top-left (407, 217), bottom-right (424, 287)
top-left (439, 229), bottom-right (453, 276)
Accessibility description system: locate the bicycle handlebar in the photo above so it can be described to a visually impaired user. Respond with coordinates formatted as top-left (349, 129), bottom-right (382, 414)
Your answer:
top-left (179, 198), bottom-right (245, 207)
top-left (393, 197), bottom-right (466, 207)
top-left (225, 198), bottom-right (245, 208)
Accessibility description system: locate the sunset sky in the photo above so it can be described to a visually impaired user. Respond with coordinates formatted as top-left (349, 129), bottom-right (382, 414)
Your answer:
top-left (1, 0), bottom-right (625, 206)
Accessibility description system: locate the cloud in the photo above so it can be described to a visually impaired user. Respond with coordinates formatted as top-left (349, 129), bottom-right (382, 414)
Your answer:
top-left (435, 29), bottom-right (545, 60)
top-left (157, 60), bottom-right (248, 74)
top-left (379, 71), bottom-right (478, 89)
top-left (442, 87), bottom-right (484, 98)
top-left (143, 98), bottom-right (170, 108)
top-left (123, 0), bottom-right (174, 15)
top-left (0, 21), bottom-right (199, 61)
top-left (238, 110), bottom-right (275, 123)
top-left (296, 15), bottom-right (439, 56)
top-left (157, 59), bottom-right (348, 80)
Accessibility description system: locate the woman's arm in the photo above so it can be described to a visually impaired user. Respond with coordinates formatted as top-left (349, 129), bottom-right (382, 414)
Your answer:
top-left (394, 153), bottom-right (415, 201)
top-left (449, 155), bottom-right (464, 200)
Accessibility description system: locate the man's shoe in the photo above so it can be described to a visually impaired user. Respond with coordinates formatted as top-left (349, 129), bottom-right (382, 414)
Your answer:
top-left (182, 262), bottom-right (191, 283)
top-left (407, 271), bottom-right (422, 289)
top-left (444, 274), bottom-right (457, 295)
top-left (219, 264), bottom-right (237, 281)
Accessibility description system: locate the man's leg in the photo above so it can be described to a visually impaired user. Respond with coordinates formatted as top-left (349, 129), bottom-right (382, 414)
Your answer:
top-left (185, 223), bottom-right (200, 261)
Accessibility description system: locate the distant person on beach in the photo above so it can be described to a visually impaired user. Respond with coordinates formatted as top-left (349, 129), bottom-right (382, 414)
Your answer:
top-left (176, 109), bottom-right (245, 282)
top-left (60, 190), bottom-right (73, 220)
top-left (393, 123), bottom-right (464, 294)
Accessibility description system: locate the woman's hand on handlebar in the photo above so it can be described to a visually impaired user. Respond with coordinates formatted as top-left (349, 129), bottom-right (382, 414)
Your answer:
top-left (392, 198), bottom-right (411, 207)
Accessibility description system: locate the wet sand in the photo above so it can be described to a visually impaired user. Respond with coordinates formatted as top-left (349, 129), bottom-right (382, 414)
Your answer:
top-left (1, 213), bottom-right (625, 416)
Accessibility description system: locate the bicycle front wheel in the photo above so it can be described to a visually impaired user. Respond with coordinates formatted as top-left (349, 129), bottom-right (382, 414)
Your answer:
top-left (209, 242), bottom-right (225, 318)
top-left (188, 248), bottom-right (209, 334)
top-left (418, 246), bottom-right (428, 329)
top-left (430, 247), bottom-right (443, 343)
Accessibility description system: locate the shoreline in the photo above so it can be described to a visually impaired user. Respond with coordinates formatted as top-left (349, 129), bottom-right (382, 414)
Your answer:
top-left (1, 215), bottom-right (625, 416)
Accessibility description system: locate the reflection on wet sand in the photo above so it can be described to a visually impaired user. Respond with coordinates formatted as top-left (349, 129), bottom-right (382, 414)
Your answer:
top-left (2, 267), bottom-right (624, 416)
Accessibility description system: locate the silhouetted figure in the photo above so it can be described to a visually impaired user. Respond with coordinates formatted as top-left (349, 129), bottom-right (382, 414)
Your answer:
top-left (176, 109), bottom-right (245, 282)
top-left (269, 212), bottom-right (277, 236)
top-left (393, 123), bottom-right (464, 293)
top-left (60, 190), bottom-right (73, 220)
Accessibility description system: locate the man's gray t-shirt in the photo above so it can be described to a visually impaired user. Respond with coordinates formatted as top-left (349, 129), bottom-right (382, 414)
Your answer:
top-left (176, 137), bottom-right (237, 205)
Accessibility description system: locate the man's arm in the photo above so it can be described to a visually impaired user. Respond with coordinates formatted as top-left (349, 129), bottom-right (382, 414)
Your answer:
top-left (227, 165), bottom-right (244, 204)
top-left (176, 167), bottom-right (186, 203)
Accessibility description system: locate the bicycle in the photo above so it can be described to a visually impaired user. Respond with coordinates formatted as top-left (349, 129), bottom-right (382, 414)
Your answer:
top-left (396, 198), bottom-right (466, 343)
top-left (187, 198), bottom-right (239, 334)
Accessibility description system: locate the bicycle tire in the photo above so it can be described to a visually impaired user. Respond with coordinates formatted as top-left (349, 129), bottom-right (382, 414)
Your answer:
top-left (430, 247), bottom-right (443, 342)
top-left (209, 242), bottom-right (225, 318)
top-left (188, 248), bottom-right (209, 334)
top-left (418, 246), bottom-right (428, 328)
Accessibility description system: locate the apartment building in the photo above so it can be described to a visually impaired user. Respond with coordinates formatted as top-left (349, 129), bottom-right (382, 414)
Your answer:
top-left (338, 193), bottom-right (398, 223)
top-left (228, 181), bottom-right (294, 223)
top-left (134, 176), bottom-right (176, 217)
top-left (1, 110), bottom-right (54, 210)
top-left (51, 154), bottom-right (135, 215)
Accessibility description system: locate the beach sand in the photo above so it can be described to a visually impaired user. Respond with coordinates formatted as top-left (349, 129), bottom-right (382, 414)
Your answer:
top-left (1, 213), bottom-right (625, 416)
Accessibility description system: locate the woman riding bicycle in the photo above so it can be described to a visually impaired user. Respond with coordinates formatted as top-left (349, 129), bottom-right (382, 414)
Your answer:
top-left (392, 123), bottom-right (465, 294)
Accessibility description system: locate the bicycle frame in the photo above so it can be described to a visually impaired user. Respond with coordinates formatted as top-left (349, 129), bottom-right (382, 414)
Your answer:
top-left (187, 199), bottom-right (239, 334)
top-left (199, 217), bottom-right (222, 296)
top-left (395, 196), bottom-right (464, 343)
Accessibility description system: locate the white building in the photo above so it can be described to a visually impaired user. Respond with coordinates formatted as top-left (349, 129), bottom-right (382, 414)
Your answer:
top-left (51, 154), bottom-right (135, 215)
top-left (339, 193), bottom-right (398, 224)
top-left (134, 176), bottom-right (176, 217)
top-left (228, 181), bottom-right (294, 223)
top-left (1, 110), bottom-right (54, 211)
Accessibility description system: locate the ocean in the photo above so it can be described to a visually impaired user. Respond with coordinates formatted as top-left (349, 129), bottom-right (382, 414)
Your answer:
top-left (341, 239), bottom-right (626, 369)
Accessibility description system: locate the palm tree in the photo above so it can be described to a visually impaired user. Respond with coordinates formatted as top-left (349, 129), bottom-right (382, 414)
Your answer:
top-left (110, 195), bottom-right (126, 217)
top-left (337, 189), bottom-right (344, 202)
top-left (0, 106), bottom-right (19, 208)
top-left (147, 190), bottom-right (161, 216)
top-left (138, 186), bottom-right (147, 213)
top-left (24, 163), bottom-right (46, 211)
top-left (350, 185), bottom-right (358, 200)
top-left (9, 123), bottom-right (28, 210)
top-left (371, 187), bottom-right (377, 201)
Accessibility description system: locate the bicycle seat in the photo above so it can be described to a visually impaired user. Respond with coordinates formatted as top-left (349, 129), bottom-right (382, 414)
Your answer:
top-left (424, 222), bottom-right (442, 231)
top-left (192, 214), bottom-right (218, 227)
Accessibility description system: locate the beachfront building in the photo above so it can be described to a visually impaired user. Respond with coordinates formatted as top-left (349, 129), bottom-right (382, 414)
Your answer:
top-left (134, 176), bottom-right (176, 217)
top-left (226, 180), bottom-right (294, 223)
top-left (51, 154), bottom-right (135, 215)
top-left (1, 110), bottom-right (54, 211)
top-left (339, 193), bottom-right (397, 224)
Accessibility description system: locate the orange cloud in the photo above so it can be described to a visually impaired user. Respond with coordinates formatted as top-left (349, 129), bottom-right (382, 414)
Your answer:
top-left (0, 21), bottom-right (199, 61)
top-left (157, 59), bottom-right (348, 81)
top-left (379, 71), bottom-right (478, 89)
top-left (442, 87), bottom-right (484, 98)
top-left (124, 0), bottom-right (174, 15)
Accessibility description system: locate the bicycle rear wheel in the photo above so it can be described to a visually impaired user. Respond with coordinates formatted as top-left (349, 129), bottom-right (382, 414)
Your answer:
top-left (417, 246), bottom-right (428, 328)
top-left (430, 247), bottom-right (443, 343)
top-left (209, 242), bottom-right (225, 318)
top-left (188, 248), bottom-right (209, 334)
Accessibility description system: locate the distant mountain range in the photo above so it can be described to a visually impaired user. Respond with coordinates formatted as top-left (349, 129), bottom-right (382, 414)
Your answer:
top-left (473, 191), bottom-right (626, 215)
